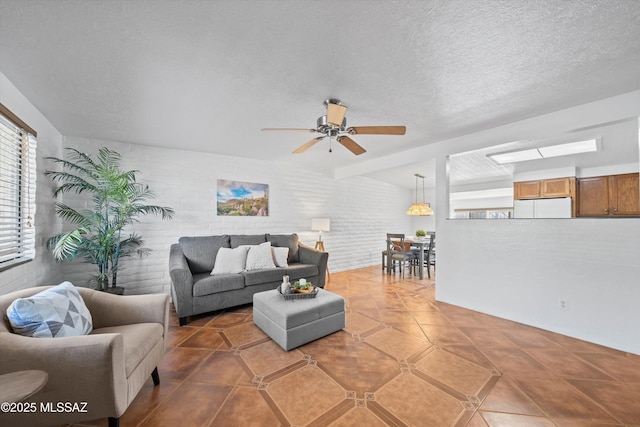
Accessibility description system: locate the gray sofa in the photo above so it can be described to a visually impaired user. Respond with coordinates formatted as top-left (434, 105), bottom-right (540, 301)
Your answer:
top-left (169, 233), bottom-right (328, 325)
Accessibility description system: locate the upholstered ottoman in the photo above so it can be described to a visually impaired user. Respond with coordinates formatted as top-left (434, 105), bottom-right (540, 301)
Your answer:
top-left (252, 288), bottom-right (345, 351)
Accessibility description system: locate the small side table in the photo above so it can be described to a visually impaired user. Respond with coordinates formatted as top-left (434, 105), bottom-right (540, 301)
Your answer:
top-left (315, 240), bottom-right (330, 282)
top-left (0, 370), bottom-right (48, 403)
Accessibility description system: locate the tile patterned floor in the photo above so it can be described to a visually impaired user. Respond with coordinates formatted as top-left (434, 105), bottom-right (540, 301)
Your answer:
top-left (71, 266), bottom-right (640, 426)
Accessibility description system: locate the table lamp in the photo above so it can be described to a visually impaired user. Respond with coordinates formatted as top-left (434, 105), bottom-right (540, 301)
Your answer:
top-left (311, 218), bottom-right (330, 250)
top-left (311, 218), bottom-right (331, 281)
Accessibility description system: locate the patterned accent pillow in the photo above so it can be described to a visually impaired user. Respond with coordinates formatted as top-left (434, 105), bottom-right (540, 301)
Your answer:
top-left (211, 246), bottom-right (250, 275)
top-left (271, 246), bottom-right (289, 268)
top-left (245, 242), bottom-right (276, 270)
top-left (6, 282), bottom-right (93, 338)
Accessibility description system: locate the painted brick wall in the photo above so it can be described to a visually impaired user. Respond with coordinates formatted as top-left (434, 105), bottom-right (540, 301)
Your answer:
top-left (59, 137), bottom-right (413, 295)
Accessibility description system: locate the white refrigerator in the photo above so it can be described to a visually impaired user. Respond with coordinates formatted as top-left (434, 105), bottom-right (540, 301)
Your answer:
top-left (513, 197), bottom-right (572, 218)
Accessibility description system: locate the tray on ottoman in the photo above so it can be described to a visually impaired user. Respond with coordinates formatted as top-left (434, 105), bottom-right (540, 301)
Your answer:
top-left (253, 288), bottom-right (345, 351)
top-left (278, 285), bottom-right (319, 300)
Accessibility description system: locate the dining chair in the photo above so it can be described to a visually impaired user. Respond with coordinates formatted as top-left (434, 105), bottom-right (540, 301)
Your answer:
top-left (381, 239), bottom-right (410, 271)
top-left (381, 248), bottom-right (388, 271)
top-left (409, 232), bottom-right (435, 278)
top-left (427, 232), bottom-right (435, 274)
top-left (386, 233), bottom-right (418, 277)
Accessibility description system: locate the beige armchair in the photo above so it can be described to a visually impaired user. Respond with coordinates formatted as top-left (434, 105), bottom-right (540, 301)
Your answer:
top-left (0, 286), bottom-right (169, 427)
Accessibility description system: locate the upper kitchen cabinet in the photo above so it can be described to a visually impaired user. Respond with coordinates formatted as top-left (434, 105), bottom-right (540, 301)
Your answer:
top-left (577, 173), bottom-right (640, 217)
top-left (513, 180), bottom-right (540, 199)
top-left (514, 177), bottom-right (575, 200)
top-left (542, 177), bottom-right (575, 198)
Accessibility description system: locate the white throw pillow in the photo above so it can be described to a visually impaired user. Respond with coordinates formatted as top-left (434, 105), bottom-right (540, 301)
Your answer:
top-left (271, 246), bottom-right (289, 268)
top-left (211, 246), bottom-right (250, 275)
top-left (6, 281), bottom-right (93, 338)
top-left (245, 242), bottom-right (276, 270)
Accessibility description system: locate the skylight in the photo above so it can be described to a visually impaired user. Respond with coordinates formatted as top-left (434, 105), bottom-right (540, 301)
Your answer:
top-left (487, 139), bottom-right (598, 164)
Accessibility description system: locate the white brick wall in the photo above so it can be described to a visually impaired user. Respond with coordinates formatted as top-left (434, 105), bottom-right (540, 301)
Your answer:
top-left (59, 137), bottom-right (413, 295)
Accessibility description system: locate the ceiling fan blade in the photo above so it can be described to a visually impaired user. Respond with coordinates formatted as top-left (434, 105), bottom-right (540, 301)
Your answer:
top-left (337, 136), bottom-right (366, 155)
top-left (326, 103), bottom-right (347, 127)
top-left (347, 126), bottom-right (406, 135)
top-left (261, 128), bottom-right (318, 133)
top-left (293, 137), bottom-right (324, 154)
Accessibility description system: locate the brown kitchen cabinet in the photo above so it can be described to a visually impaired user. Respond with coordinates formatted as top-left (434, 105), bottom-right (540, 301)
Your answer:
top-left (514, 177), bottom-right (575, 200)
top-left (577, 173), bottom-right (640, 216)
top-left (514, 180), bottom-right (540, 199)
top-left (541, 177), bottom-right (574, 198)
top-left (577, 176), bottom-right (608, 216)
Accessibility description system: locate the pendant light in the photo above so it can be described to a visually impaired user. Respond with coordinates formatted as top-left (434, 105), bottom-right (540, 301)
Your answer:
top-left (407, 173), bottom-right (433, 216)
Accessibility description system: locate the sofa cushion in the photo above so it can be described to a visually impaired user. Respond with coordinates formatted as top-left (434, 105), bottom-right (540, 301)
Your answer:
top-left (6, 281), bottom-right (93, 338)
top-left (91, 323), bottom-right (163, 376)
top-left (285, 264), bottom-right (319, 281)
top-left (267, 234), bottom-right (300, 263)
top-left (245, 242), bottom-right (276, 270)
top-left (230, 234), bottom-right (266, 248)
top-left (211, 246), bottom-right (250, 275)
top-left (243, 268), bottom-right (286, 287)
top-left (193, 273), bottom-right (245, 297)
top-left (271, 246), bottom-right (289, 267)
top-left (179, 235), bottom-right (230, 274)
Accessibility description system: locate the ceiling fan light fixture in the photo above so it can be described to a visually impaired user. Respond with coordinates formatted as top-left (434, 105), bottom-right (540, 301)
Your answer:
top-left (326, 103), bottom-right (347, 127)
top-left (407, 173), bottom-right (433, 216)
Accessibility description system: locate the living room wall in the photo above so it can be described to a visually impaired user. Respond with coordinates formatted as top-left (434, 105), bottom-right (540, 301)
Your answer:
top-left (0, 73), bottom-right (63, 295)
top-left (58, 137), bottom-right (413, 294)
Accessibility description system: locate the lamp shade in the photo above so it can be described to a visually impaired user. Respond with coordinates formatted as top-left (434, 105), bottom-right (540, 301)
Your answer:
top-left (406, 203), bottom-right (433, 216)
top-left (407, 173), bottom-right (433, 216)
top-left (311, 218), bottom-right (330, 232)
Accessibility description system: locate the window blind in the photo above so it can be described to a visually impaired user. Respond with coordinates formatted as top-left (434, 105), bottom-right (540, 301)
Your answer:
top-left (0, 105), bottom-right (37, 270)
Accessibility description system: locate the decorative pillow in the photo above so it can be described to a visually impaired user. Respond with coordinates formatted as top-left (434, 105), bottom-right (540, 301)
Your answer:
top-left (245, 242), bottom-right (276, 270)
top-left (211, 246), bottom-right (250, 275)
top-left (267, 234), bottom-right (299, 263)
top-left (6, 281), bottom-right (93, 338)
top-left (271, 246), bottom-right (289, 268)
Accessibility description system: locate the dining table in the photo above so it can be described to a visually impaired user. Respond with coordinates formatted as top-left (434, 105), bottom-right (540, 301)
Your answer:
top-left (405, 236), bottom-right (431, 280)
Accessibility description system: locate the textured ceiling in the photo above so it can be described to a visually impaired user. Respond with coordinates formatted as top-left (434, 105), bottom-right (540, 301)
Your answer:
top-left (1, 0), bottom-right (640, 188)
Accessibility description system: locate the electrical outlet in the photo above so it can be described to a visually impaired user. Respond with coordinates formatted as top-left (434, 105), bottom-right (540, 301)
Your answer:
top-left (559, 299), bottom-right (568, 310)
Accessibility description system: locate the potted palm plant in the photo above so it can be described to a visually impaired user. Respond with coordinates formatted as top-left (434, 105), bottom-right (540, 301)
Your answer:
top-left (45, 147), bottom-right (174, 292)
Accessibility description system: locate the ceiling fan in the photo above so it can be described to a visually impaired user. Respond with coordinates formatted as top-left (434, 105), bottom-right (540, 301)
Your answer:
top-left (261, 99), bottom-right (406, 156)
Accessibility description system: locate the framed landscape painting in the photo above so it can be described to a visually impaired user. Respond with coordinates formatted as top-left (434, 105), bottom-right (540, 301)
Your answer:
top-left (217, 179), bottom-right (269, 216)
